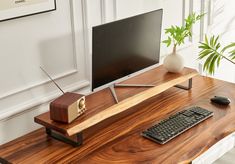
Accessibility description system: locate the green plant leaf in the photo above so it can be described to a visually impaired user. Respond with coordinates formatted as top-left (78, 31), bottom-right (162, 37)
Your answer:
top-left (164, 12), bottom-right (204, 47)
top-left (214, 35), bottom-right (220, 47)
top-left (210, 35), bottom-right (215, 47)
top-left (198, 49), bottom-right (213, 59)
top-left (162, 36), bottom-right (172, 47)
top-left (217, 56), bottom-right (221, 67)
top-left (196, 13), bottom-right (206, 20)
top-left (215, 42), bottom-right (221, 50)
top-left (203, 52), bottom-right (216, 72)
top-left (205, 35), bottom-right (209, 45)
top-left (198, 35), bottom-right (235, 75)
top-left (229, 49), bottom-right (235, 55)
top-left (209, 55), bottom-right (218, 74)
top-left (199, 42), bottom-right (210, 49)
top-left (165, 27), bottom-right (174, 35)
top-left (221, 42), bottom-right (235, 53)
top-left (229, 50), bottom-right (235, 60)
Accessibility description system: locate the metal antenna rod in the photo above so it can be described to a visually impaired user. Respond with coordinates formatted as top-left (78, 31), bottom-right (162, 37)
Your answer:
top-left (40, 66), bottom-right (65, 94)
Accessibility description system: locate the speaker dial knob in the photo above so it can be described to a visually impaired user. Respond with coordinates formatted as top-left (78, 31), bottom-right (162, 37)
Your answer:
top-left (78, 98), bottom-right (85, 109)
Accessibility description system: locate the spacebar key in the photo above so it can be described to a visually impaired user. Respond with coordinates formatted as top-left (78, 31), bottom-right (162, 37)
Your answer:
top-left (147, 133), bottom-right (165, 142)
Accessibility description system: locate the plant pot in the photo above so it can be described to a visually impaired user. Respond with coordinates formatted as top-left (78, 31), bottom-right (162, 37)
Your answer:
top-left (163, 47), bottom-right (184, 73)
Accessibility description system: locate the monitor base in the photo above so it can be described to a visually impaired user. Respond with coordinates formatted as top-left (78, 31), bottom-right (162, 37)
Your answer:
top-left (109, 78), bottom-right (193, 104)
top-left (115, 84), bottom-right (155, 87)
top-left (109, 83), bottom-right (156, 104)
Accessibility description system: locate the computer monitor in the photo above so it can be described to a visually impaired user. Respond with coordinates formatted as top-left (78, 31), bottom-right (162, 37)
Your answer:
top-left (92, 9), bottom-right (163, 91)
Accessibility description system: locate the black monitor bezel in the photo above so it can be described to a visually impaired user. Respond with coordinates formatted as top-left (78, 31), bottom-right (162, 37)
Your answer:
top-left (92, 9), bottom-right (163, 91)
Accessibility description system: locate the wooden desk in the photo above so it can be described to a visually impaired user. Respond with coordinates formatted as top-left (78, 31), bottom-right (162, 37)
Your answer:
top-left (0, 67), bottom-right (235, 164)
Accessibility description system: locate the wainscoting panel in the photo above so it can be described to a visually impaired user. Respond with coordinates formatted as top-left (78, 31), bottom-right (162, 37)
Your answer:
top-left (0, 0), bottom-right (90, 144)
top-left (0, 0), bottom-right (89, 121)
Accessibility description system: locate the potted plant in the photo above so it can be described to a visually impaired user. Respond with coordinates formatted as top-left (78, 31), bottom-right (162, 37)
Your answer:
top-left (163, 13), bottom-right (204, 73)
top-left (198, 35), bottom-right (235, 74)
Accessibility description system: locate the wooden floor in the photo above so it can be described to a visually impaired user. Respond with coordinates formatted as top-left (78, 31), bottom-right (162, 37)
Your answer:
top-left (214, 148), bottom-right (235, 164)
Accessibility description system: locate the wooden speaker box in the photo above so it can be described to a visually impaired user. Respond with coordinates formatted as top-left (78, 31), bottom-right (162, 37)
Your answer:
top-left (50, 92), bottom-right (86, 123)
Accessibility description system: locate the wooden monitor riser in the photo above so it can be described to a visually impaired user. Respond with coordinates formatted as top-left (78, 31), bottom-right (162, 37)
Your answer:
top-left (67, 71), bottom-right (197, 136)
top-left (35, 66), bottom-right (198, 139)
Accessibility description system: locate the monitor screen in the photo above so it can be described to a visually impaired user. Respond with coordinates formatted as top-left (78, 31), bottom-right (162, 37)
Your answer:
top-left (92, 9), bottom-right (163, 90)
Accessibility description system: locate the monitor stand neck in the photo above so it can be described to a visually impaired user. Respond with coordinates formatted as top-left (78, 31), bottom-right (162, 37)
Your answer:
top-left (109, 83), bottom-right (155, 104)
top-left (109, 85), bottom-right (119, 104)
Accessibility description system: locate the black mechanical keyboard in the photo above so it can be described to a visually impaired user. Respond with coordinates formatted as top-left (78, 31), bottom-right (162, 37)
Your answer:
top-left (141, 106), bottom-right (213, 144)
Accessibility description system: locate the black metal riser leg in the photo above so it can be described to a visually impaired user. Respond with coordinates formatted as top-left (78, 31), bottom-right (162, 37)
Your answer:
top-left (46, 128), bottom-right (83, 147)
top-left (174, 78), bottom-right (192, 90)
top-left (174, 78), bottom-right (193, 90)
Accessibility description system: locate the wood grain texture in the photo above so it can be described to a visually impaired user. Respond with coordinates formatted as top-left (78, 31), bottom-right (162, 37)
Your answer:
top-left (1, 69), bottom-right (235, 163)
top-left (35, 66), bottom-right (198, 136)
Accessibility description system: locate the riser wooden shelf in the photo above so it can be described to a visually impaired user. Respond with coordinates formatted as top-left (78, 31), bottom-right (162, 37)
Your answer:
top-left (34, 65), bottom-right (198, 145)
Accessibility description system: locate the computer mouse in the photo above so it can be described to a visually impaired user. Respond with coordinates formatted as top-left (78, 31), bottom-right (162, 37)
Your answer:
top-left (210, 96), bottom-right (231, 105)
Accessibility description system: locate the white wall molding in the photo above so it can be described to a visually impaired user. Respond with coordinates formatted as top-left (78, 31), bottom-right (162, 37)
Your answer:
top-left (0, 69), bottom-right (77, 100)
top-left (182, 0), bottom-right (186, 26)
top-left (113, 0), bottom-right (117, 20)
top-left (189, 0), bottom-right (194, 15)
top-left (0, 80), bottom-right (89, 122)
top-left (69, 1), bottom-right (79, 71)
top-left (80, 0), bottom-right (91, 83)
top-left (208, 0), bottom-right (213, 26)
top-left (200, 0), bottom-right (205, 42)
top-left (0, 0), bottom-right (89, 122)
top-left (102, 0), bottom-right (117, 22)
top-left (189, 0), bottom-right (194, 42)
top-left (100, 0), bottom-right (106, 24)
top-left (70, 0), bottom-right (90, 81)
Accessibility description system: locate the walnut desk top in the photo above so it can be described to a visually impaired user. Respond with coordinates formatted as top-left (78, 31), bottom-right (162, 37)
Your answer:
top-left (0, 66), bottom-right (235, 164)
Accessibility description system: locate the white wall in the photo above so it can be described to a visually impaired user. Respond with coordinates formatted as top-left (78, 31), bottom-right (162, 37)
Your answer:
top-left (0, 0), bottom-right (207, 145)
top-left (0, 0), bottom-right (90, 144)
